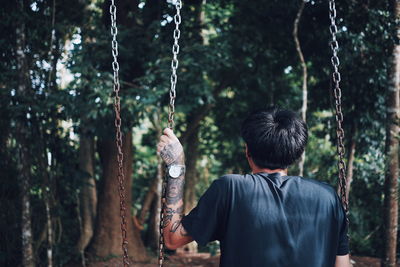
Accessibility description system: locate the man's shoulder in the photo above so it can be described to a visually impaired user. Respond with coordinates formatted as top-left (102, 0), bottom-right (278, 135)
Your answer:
top-left (296, 176), bottom-right (338, 202)
top-left (213, 174), bottom-right (337, 196)
top-left (219, 173), bottom-right (245, 181)
top-left (216, 173), bottom-right (251, 184)
top-left (298, 176), bottom-right (335, 191)
top-left (210, 174), bottom-right (247, 189)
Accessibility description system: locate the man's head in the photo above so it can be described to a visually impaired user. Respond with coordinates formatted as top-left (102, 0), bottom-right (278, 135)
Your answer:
top-left (241, 107), bottom-right (308, 170)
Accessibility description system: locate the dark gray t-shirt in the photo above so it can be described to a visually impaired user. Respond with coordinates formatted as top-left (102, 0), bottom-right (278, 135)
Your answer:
top-left (181, 173), bottom-right (349, 267)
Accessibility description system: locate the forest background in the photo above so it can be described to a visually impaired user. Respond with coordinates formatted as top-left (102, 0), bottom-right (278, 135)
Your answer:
top-left (1, 0), bottom-right (400, 266)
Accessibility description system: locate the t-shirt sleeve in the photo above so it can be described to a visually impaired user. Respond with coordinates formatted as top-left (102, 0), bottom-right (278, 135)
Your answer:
top-left (181, 178), bottom-right (227, 246)
top-left (336, 197), bottom-right (350, 255)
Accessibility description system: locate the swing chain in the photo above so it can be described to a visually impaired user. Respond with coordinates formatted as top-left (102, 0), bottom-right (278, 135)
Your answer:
top-left (329, 0), bottom-right (349, 215)
top-left (159, 1), bottom-right (183, 266)
top-left (110, 0), bottom-right (130, 266)
top-left (167, 0), bottom-right (182, 129)
top-left (158, 172), bottom-right (168, 267)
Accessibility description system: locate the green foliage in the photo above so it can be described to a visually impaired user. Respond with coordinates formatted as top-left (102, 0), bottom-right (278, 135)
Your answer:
top-left (1, 0), bottom-right (397, 265)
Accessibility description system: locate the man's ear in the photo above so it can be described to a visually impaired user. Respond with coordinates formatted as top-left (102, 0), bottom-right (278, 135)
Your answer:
top-left (245, 144), bottom-right (251, 158)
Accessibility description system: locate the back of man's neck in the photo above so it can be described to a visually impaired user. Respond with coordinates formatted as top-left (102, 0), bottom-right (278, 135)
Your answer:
top-left (251, 168), bottom-right (288, 176)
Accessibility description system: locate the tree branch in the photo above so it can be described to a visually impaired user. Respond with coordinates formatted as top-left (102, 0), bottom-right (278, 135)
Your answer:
top-left (293, 0), bottom-right (308, 176)
top-left (180, 83), bottom-right (226, 143)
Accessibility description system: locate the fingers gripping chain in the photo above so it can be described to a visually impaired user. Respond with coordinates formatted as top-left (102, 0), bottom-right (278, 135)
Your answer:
top-left (329, 0), bottom-right (349, 219)
top-left (110, 0), bottom-right (130, 266)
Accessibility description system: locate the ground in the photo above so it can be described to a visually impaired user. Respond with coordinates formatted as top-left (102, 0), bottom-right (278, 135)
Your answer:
top-left (87, 253), bottom-right (395, 267)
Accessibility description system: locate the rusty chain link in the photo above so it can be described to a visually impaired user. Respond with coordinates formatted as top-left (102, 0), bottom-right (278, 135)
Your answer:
top-left (158, 171), bottom-right (168, 267)
top-left (329, 0), bottom-right (349, 218)
top-left (110, 0), bottom-right (130, 266)
top-left (159, 1), bottom-right (182, 266)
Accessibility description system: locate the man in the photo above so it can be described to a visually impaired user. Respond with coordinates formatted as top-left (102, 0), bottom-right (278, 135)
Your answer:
top-left (157, 107), bottom-right (350, 267)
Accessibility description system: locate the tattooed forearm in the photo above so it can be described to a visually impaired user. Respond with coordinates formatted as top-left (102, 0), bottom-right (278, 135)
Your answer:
top-left (158, 129), bottom-right (193, 247)
top-left (163, 208), bottom-right (174, 228)
top-left (166, 177), bottom-right (185, 205)
top-left (163, 205), bottom-right (183, 227)
top-left (163, 174), bottom-right (186, 235)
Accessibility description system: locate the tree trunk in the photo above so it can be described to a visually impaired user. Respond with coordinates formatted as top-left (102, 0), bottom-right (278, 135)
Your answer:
top-left (89, 132), bottom-right (148, 262)
top-left (144, 162), bottom-right (163, 251)
top-left (179, 81), bottom-right (225, 144)
top-left (76, 1), bottom-right (98, 256)
top-left (383, 1), bottom-right (400, 266)
top-left (44, 197), bottom-right (53, 267)
top-left (15, 1), bottom-right (35, 266)
top-left (145, 193), bottom-right (161, 250)
top-left (293, 0), bottom-right (307, 177)
top-left (142, 112), bottom-right (164, 251)
top-left (180, 123), bottom-right (200, 253)
top-left (183, 128), bottom-right (200, 214)
top-left (345, 125), bottom-right (356, 202)
top-left (138, 173), bottom-right (159, 227)
top-left (76, 135), bottom-right (97, 256)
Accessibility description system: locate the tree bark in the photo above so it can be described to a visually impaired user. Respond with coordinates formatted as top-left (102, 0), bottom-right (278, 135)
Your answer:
top-left (143, 161), bottom-right (163, 251)
top-left (383, 1), bottom-right (400, 266)
top-left (138, 172), bottom-right (159, 227)
top-left (293, 0), bottom-right (308, 177)
top-left (180, 120), bottom-right (200, 253)
top-left (180, 83), bottom-right (225, 144)
top-left (89, 132), bottom-right (148, 262)
top-left (345, 125), bottom-right (356, 202)
top-left (44, 197), bottom-right (53, 267)
top-left (145, 192), bottom-right (160, 250)
top-left (183, 127), bottom-right (200, 214)
top-left (15, 1), bottom-right (35, 266)
top-left (141, 112), bottom-right (164, 251)
top-left (76, 135), bottom-right (97, 256)
top-left (75, 1), bottom-right (98, 256)
top-left (44, 2), bottom-right (57, 265)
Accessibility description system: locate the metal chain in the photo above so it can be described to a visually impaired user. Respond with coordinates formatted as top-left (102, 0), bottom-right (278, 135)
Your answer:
top-left (158, 171), bottom-right (168, 267)
top-left (167, 0), bottom-right (182, 129)
top-left (329, 0), bottom-right (349, 216)
top-left (110, 1), bottom-right (130, 266)
top-left (159, 1), bottom-right (182, 266)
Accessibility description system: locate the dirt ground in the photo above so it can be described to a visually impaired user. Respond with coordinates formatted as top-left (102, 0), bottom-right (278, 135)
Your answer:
top-left (87, 253), bottom-right (398, 267)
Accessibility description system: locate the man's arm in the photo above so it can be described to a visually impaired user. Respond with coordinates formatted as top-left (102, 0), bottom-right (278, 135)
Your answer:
top-left (157, 128), bottom-right (193, 250)
top-left (335, 254), bottom-right (351, 267)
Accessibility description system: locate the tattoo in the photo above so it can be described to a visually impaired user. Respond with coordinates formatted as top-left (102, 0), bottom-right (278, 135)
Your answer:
top-left (170, 216), bottom-right (182, 233)
top-left (163, 205), bottom-right (183, 228)
top-left (169, 214), bottom-right (190, 236)
top-left (160, 142), bottom-right (184, 165)
top-left (163, 207), bottom-right (174, 228)
top-left (160, 141), bottom-right (188, 238)
top-left (166, 177), bottom-right (185, 205)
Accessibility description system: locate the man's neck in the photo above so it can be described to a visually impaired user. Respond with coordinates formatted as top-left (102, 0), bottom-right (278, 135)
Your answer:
top-left (251, 167), bottom-right (288, 176)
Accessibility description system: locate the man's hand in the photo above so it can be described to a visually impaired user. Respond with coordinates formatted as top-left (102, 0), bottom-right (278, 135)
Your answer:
top-left (157, 128), bottom-right (185, 166)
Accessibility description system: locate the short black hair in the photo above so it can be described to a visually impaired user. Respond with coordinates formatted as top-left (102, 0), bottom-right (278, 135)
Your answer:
top-left (241, 107), bottom-right (308, 170)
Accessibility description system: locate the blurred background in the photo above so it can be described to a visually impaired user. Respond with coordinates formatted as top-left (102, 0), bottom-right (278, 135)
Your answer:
top-left (1, 0), bottom-right (399, 266)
